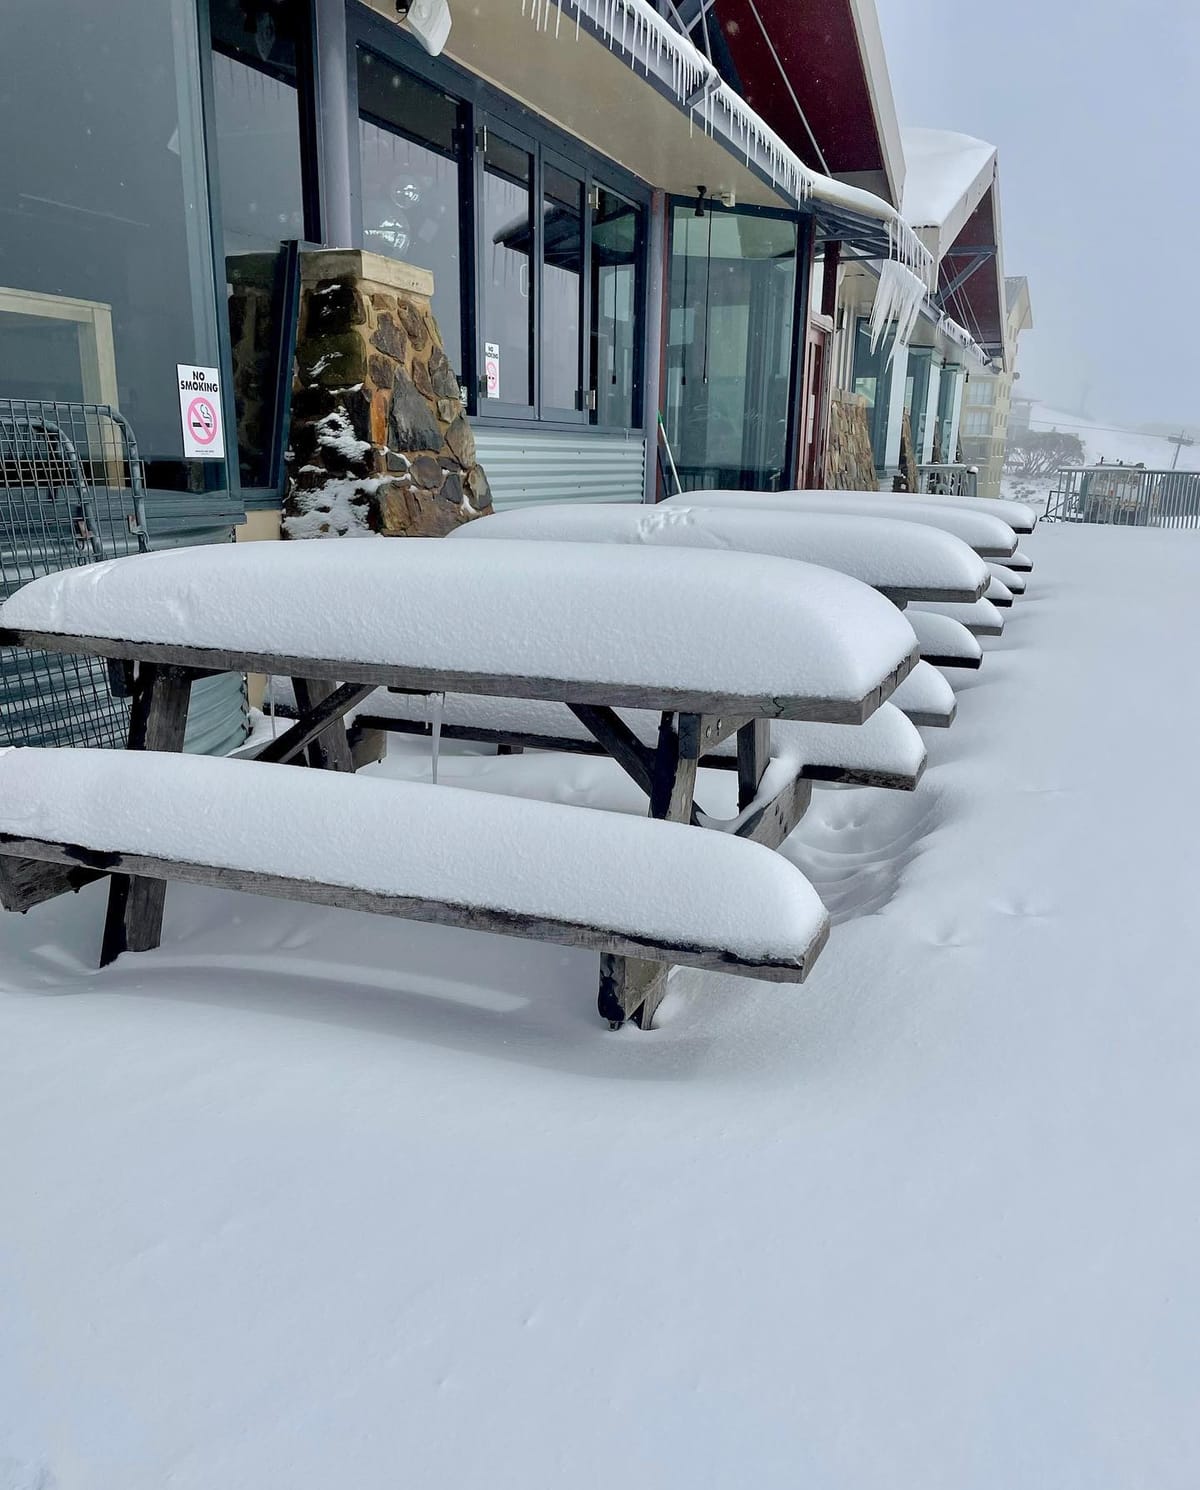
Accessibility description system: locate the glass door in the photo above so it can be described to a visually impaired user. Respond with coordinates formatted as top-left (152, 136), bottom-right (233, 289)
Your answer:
top-left (477, 122), bottom-right (536, 416)
top-left (540, 153), bottom-right (586, 422)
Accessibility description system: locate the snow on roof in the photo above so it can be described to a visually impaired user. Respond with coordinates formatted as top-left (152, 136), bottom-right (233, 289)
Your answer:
top-left (456, 502), bottom-right (989, 603)
top-left (0, 537), bottom-right (918, 718)
top-left (901, 127), bottom-right (997, 236)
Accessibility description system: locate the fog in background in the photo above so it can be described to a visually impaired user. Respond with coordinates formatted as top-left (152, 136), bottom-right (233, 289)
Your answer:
top-left (875, 0), bottom-right (1200, 429)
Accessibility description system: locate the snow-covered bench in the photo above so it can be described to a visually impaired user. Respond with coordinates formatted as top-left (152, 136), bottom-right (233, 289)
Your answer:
top-left (904, 612), bottom-right (982, 670)
top-left (0, 748), bottom-right (830, 998)
top-left (889, 661), bottom-right (957, 729)
top-left (0, 537), bottom-right (918, 1028)
top-left (1006, 548), bottom-right (1034, 574)
top-left (989, 562), bottom-right (1026, 596)
top-left (663, 490), bottom-right (1019, 559)
top-left (985, 574), bottom-right (1014, 608)
top-left (913, 598), bottom-right (1005, 638)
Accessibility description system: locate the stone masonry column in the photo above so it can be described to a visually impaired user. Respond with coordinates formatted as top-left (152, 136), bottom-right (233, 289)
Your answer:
top-left (282, 250), bottom-right (492, 538)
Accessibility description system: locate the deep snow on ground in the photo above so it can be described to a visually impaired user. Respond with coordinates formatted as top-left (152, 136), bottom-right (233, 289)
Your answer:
top-left (3, 526), bottom-right (1200, 1488)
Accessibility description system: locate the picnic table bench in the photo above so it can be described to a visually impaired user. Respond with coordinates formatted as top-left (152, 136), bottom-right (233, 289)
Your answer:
top-left (0, 536), bottom-right (919, 1029)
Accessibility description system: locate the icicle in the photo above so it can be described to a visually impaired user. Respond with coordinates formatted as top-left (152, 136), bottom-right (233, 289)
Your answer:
top-left (427, 691), bottom-right (445, 785)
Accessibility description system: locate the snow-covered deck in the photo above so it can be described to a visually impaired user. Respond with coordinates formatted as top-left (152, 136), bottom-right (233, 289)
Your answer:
top-left (4, 527), bottom-right (1198, 1487)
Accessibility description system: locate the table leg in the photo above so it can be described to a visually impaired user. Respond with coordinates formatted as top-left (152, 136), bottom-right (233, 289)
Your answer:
top-left (598, 712), bottom-right (700, 1031)
top-left (292, 677), bottom-right (355, 771)
top-left (100, 665), bottom-right (195, 966)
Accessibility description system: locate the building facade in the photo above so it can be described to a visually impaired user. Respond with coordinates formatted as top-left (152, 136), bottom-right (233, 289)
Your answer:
top-left (2, 0), bottom-right (994, 747)
top-left (958, 277), bottom-right (1034, 497)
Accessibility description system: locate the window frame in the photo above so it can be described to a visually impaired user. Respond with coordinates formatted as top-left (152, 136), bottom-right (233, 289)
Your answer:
top-left (346, 2), bottom-right (650, 434)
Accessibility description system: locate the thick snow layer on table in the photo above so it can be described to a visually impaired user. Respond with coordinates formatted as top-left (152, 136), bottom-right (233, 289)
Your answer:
top-left (667, 489), bottom-right (1018, 557)
top-left (985, 575), bottom-right (1014, 606)
top-left (916, 597), bottom-right (1005, 635)
top-left (451, 502), bottom-right (988, 601)
top-left (905, 610), bottom-right (983, 666)
top-left (989, 563), bottom-right (1027, 594)
top-left (6, 527), bottom-right (1200, 1488)
top-left (658, 482), bottom-right (1037, 536)
top-left (0, 748), bottom-right (826, 971)
top-left (0, 537), bottom-right (916, 712)
top-left (341, 688), bottom-right (925, 782)
top-left (1008, 546), bottom-right (1034, 571)
top-left (889, 659), bottom-right (957, 724)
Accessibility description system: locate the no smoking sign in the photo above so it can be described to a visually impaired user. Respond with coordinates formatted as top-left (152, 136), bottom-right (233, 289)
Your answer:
top-left (177, 364), bottom-right (226, 459)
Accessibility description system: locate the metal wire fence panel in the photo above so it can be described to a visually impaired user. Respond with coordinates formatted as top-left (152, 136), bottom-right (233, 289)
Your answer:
top-left (918, 464), bottom-right (979, 498)
top-left (1045, 466), bottom-right (1200, 528)
top-left (1, 399), bottom-right (149, 748)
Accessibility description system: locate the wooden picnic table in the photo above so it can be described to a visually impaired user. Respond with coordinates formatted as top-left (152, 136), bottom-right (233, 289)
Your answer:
top-left (0, 537), bottom-right (919, 1028)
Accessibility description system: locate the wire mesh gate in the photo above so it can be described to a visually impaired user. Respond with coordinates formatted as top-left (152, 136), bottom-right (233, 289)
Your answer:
top-left (1, 399), bottom-right (149, 748)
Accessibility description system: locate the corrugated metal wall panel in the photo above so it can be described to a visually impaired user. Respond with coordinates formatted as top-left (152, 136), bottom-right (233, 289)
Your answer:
top-left (474, 429), bottom-right (647, 507)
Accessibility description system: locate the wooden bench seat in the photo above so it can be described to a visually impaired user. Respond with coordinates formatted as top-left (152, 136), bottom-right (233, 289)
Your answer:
top-left (985, 574), bottom-right (1014, 608)
top-left (903, 612), bottom-right (983, 670)
top-left (0, 748), bottom-right (831, 1007)
top-left (910, 598), bottom-right (1005, 638)
top-left (889, 661), bottom-right (957, 728)
top-left (310, 691), bottom-right (928, 793)
top-left (989, 563), bottom-right (1027, 595)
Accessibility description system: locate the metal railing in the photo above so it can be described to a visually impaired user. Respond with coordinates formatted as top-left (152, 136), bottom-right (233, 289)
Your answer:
top-left (1044, 465), bottom-right (1200, 527)
top-left (1, 399), bottom-right (148, 748)
top-left (917, 463), bottom-right (979, 498)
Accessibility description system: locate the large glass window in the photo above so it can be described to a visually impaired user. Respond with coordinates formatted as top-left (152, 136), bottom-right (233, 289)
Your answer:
top-left (480, 132), bottom-right (536, 411)
top-left (349, 48), bottom-right (645, 431)
top-left (0, 0), bottom-right (220, 490)
top-left (357, 49), bottom-right (463, 376)
top-left (906, 348), bottom-right (932, 460)
top-left (541, 162), bottom-right (585, 416)
top-left (852, 317), bottom-right (894, 471)
top-left (209, 0), bottom-right (312, 491)
top-left (936, 363), bottom-right (960, 457)
top-left (665, 207), bottom-right (798, 492)
top-left (591, 189), bottom-right (641, 428)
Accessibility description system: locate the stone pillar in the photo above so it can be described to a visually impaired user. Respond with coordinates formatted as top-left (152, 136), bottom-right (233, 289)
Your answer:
top-left (282, 250), bottom-right (492, 539)
top-left (823, 391), bottom-right (878, 491)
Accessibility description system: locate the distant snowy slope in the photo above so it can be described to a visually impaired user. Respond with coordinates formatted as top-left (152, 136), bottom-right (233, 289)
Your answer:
top-left (1027, 403), bottom-right (1200, 471)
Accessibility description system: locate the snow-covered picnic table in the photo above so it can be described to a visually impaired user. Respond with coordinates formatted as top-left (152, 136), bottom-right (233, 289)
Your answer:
top-left (0, 536), bottom-right (920, 1029)
top-left (663, 489), bottom-right (1020, 558)
top-left (450, 501), bottom-right (989, 605)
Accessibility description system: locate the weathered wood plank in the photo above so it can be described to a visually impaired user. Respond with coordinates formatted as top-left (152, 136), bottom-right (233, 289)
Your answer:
top-left (290, 678), bottom-right (357, 771)
top-left (1, 629), bottom-right (918, 725)
top-left (734, 775), bottom-right (814, 851)
top-left (0, 854), bottom-right (101, 914)
top-left (100, 665), bottom-right (194, 967)
top-left (253, 682), bottom-right (374, 767)
top-left (0, 835), bottom-right (817, 984)
top-left (737, 719), bottom-right (770, 812)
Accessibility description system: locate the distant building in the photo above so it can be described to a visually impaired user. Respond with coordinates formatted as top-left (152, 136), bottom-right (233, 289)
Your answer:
top-left (958, 277), bottom-right (1034, 497)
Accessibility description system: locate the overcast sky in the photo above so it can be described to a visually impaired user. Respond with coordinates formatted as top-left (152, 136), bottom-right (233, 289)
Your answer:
top-left (874, 0), bottom-right (1200, 428)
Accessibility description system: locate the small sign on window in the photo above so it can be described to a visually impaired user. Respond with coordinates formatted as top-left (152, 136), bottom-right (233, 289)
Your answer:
top-left (177, 365), bottom-right (225, 460)
top-left (484, 342), bottom-right (501, 400)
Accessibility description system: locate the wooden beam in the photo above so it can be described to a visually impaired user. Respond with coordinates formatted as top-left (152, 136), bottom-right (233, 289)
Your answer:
top-left (100, 665), bottom-right (194, 966)
top-left (737, 719), bottom-right (770, 812)
top-left (263, 679), bottom-right (368, 768)
top-left (1, 629), bottom-right (916, 725)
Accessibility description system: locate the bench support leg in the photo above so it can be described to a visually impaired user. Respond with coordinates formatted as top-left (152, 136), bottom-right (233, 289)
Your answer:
top-left (599, 712), bottom-right (701, 1031)
top-left (292, 677), bottom-right (355, 771)
top-left (100, 665), bottom-right (194, 967)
